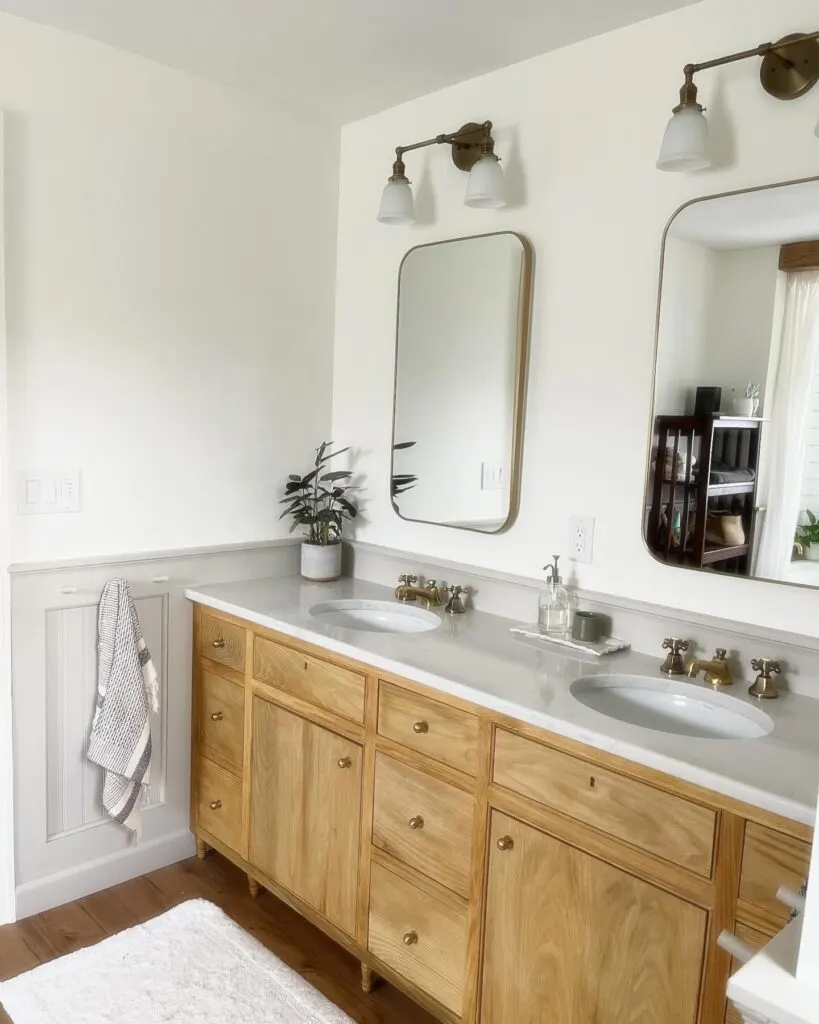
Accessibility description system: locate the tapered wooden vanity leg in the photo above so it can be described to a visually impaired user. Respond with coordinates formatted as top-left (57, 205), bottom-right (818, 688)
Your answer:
top-left (196, 838), bottom-right (208, 860)
top-left (361, 963), bottom-right (377, 993)
top-left (248, 875), bottom-right (260, 898)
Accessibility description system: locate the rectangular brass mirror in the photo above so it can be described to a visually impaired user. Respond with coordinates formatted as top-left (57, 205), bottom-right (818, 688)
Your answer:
top-left (391, 231), bottom-right (532, 533)
top-left (645, 175), bottom-right (819, 589)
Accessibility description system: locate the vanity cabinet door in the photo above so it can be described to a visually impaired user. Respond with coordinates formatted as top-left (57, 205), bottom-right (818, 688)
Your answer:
top-left (248, 695), bottom-right (362, 937)
top-left (481, 812), bottom-right (707, 1024)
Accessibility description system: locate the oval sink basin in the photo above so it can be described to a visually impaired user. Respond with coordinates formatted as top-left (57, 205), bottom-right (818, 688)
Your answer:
top-left (570, 675), bottom-right (774, 740)
top-left (309, 599), bottom-right (440, 634)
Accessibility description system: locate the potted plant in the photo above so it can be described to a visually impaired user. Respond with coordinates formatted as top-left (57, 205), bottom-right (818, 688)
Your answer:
top-left (732, 382), bottom-right (760, 417)
top-left (797, 509), bottom-right (819, 562)
top-left (280, 441), bottom-right (357, 581)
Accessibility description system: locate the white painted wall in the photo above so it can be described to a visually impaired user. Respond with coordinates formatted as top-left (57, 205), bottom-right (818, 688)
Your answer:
top-left (654, 236), bottom-right (714, 416)
top-left (704, 246), bottom-right (780, 412)
top-left (332, 0), bottom-right (819, 638)
top-left (0, 10), bottom-right (338, 565)
top-left (655, 242), bottom-right (779, 417)
top-left (0, 12), bottom-right (338, 921)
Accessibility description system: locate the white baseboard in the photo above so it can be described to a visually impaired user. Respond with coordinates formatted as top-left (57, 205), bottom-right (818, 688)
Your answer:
top-left (14, 829), bottom-right (196, 921)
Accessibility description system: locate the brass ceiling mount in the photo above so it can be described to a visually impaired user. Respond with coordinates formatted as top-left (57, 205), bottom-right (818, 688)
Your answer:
top-left (760, 33), bottom-right (819, 100)
top-left (450, 123), bottom-right (490, 172)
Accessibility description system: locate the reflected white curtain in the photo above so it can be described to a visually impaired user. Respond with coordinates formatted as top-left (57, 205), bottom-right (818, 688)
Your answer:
top-left (755, 270), bottom-right (819, 580)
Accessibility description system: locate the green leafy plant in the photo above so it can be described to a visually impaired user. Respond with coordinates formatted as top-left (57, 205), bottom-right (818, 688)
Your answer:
top-left (797, 509), bottom-right (819, 548)
top-left (280, 441), bottom-right (357, 546)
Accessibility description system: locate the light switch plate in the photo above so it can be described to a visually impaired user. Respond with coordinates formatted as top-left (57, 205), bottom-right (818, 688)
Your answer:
top-left (18, 470), bottom-right (81, 514)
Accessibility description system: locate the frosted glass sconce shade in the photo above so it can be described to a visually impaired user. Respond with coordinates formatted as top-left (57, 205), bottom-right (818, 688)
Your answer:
top-left (464, 153), bottom-right (506, 208)
top-left (655, 31), bottom-right (819, 174)
top-left (376, 120), bottom-right (505, 224)
top-left (656, 107), bottom-right (711, 172)
top-left (377, 179), bottom-right (416, 225)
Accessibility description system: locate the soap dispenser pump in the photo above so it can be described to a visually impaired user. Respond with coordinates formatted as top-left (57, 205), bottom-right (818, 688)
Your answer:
top-left (538, 555), bottom-right (571, 638)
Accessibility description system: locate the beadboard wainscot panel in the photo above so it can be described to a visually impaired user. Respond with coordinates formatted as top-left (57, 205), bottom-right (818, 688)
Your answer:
top-left (11, 539), bottom-right (298, 919)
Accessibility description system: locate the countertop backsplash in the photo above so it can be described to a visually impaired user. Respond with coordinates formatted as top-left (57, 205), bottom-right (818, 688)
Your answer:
top-left (347, 540), bottom-right (819, 697)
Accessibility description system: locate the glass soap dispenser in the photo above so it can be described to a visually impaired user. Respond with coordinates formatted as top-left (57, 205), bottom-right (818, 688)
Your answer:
top-left (538, 555), bottom-right (571, 638)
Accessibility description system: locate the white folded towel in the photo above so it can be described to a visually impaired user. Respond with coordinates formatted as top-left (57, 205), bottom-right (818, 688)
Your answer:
top-left (87, 578), bottom-right (159, 834)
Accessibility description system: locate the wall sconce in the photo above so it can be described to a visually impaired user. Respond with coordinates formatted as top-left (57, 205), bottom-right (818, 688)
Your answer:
top-left (377, 120), bottom-right (505, 225)
top-left (657, 30), bottom-right (819, 172)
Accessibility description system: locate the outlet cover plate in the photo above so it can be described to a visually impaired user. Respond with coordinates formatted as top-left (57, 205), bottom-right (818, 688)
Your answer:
top-left (569, 516), bottom-right (594, 563)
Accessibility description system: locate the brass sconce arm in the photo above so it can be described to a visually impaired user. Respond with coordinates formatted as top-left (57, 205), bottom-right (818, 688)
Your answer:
top-left (394, 120), bottom-right (493, 160)
top-left (676, 29), bottom-right (819, 104)
top-left (388, 120), bottom-right (496, 179)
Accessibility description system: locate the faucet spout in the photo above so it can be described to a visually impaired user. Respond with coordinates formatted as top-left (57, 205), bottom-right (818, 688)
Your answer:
top-left (686, 650), bottom-right (733, 687)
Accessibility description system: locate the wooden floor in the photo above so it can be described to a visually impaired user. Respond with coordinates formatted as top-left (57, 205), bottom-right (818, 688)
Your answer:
top-left (0, 853), bottom-right (435, 1024)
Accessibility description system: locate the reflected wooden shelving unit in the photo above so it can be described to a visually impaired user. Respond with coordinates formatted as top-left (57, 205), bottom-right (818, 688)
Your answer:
top-left (648, 415), bottom-right (762, 576)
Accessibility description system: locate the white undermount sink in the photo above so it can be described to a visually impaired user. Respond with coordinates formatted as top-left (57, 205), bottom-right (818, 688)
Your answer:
top-left (570, 675), bottom-right (774, 740)
top-left (309, 599), bottom-right (441, 634)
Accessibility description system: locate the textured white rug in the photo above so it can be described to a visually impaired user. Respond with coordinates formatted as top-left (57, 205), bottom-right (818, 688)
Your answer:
top-left (0, 898), bottom-right (355, 1023)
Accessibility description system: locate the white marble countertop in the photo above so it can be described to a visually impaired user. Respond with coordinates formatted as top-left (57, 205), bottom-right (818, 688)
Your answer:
top-left (184, 575), bottom-right (819, 826)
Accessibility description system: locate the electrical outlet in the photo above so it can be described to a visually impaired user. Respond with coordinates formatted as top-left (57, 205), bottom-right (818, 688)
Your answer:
top-left (569, 516), bottom-right (594, 563)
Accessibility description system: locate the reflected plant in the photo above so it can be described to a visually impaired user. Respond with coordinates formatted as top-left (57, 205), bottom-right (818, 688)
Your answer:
top-left (796, 509), bottom-right (819, 550)
top-left (392, 440), bottom-right (418, 498)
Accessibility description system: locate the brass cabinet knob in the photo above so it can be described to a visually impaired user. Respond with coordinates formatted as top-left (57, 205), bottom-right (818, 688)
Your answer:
top-left (408, 815), bottom-right (424, 830)
top-left (210, 711), bottom-right (223, 722)
top-left (211, 638), bottom-right (226, 649)
top-left (337, 756), bottom-right (352, 769)
top-left (496, 835), bottom-right (514, 851)
top-left (412, 720), bottom-right (429, 734)
top-left (402, 930), bottom-right (419, 946)
top-left (209, 799), bottom-right (222, 811)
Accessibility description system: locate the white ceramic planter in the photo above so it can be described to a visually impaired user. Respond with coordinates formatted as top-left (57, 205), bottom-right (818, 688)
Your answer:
top-left (804, 544), bottom-right (819, 563)
top-left (731, 398), bottom-right (756, 417)
top-left (301, 542), bottom-right (342, 581)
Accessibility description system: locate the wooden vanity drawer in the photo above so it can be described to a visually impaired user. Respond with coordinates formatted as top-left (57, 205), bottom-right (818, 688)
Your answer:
top-left (253, 635), bottom-right (365, 723)
top-left (493, 729), bottom-right (717, 877)
top-left (378, 682), bottom-right (479, 775)
top-left (738, 822), bottom-right (811, 930)
top-left (199, 612), bottom-right (247, 674)
top-left (368, 861), bottom-right (467, 1015)
top-left (199, 669), bottom-right (245, 774)
top-left (372, 753), bottom-right (474, 897)
top-left (197, 757), bottom-right (242, 853)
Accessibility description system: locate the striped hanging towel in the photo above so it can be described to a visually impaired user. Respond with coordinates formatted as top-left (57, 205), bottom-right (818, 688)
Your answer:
top-left (87, 578), bottom-right (159, 834)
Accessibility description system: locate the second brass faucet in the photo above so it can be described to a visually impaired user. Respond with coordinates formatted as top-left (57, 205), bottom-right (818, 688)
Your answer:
top-left (687, 648), bottom-right (733, 687)
top-left (394, 575), bottom-right (443, 607)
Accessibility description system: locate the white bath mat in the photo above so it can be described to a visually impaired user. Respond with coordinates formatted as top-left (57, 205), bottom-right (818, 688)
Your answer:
top-left (0, 898), bottom-right (355, 1024)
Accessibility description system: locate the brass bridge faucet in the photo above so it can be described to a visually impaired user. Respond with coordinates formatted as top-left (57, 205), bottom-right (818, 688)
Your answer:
top-left (687, 648), bottom-right (733, 687)
top-left (394, 575), bottom-right (443, 608)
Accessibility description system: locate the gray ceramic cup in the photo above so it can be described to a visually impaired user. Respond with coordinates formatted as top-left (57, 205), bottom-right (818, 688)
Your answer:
top-left (572, 610), bottom-right (602, 644)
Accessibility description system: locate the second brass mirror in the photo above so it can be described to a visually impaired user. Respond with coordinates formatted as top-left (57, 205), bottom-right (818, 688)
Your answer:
top-left (391, 232), bottom-right (532, 533)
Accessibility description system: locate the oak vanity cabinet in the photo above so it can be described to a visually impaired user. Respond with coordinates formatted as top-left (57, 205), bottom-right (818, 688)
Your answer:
top-left (481, 812), bottom-right (706, 1023)
top-left (190, 604), bottom-right (813, 1024)
top-left (248, 696), bottom-right (363, 936)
